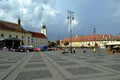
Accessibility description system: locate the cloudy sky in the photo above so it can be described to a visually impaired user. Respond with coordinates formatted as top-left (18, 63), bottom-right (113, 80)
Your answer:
top-left (0, 0), bottom-right (120, 40)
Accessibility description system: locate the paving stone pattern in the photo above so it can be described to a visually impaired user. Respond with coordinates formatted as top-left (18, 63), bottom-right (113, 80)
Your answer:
top-left (104, 64), bottom-right (120, 71)
top-left (28, 59), bottom-right (44, 63)
top-left (0, 60), bottom-right (18, 64)
top-left (14, 70), bottom-right (52, 80)
top-left (86, 60), bottom-right (104, 63)
top-left (24, 63), bottom-right (46, 68)
top-left (1, 49), bottom-right (120, 80)
top-left (54, 59), bottom-right (68, 62)
top-left (0, 65), bottom-right (12, 70)
top-left (57, 61), bottom-right (78, 66)
top-left (66, 67), bottom-right (102, 75)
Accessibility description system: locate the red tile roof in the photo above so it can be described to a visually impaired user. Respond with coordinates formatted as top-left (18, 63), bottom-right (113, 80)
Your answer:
top-left (62, 34), bottom-right (120, 42)
top-left (0, 20), bottom-right (27, 32)
top-left (28, 31), bottom-right (47, 39)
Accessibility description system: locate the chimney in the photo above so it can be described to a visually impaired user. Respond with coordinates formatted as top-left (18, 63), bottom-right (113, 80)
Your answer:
top-left (18, 17), bottom-right (21, 25)
top-left (109, 34), bottom-right (111, 39)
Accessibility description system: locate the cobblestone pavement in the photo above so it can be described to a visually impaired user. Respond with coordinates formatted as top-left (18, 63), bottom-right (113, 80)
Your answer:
top-left (0, 49), bottom-right (120, 80)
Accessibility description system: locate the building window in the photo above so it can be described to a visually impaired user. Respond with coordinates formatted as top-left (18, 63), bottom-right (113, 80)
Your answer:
top-left (22, 36), bottom-right (24, 39)
top-left (1, 34), bottom-right (4, 37)
top-left (28, 37), bottom-right (29, 39)
top-left (9, 35), bottom-right (11, 38)
top-left (16, 35), bottom-right (18, 38)
top-left (31, 38), bottom-right (33, 44)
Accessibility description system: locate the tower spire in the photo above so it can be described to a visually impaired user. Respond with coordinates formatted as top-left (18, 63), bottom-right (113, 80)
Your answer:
top-left (41, 24), bottom-right (47, 36)
top-left (18, 17), bottom-right (21, 26)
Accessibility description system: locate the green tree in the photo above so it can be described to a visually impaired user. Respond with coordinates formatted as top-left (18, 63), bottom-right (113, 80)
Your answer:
top-left (63, 41), bottom-right (69, 46)
top-left (94, 42), bottom-right (99, 48)
top-left (48, 41), bottom-right (56, 47)
top-left (88, 43), bottom-right (90, 48)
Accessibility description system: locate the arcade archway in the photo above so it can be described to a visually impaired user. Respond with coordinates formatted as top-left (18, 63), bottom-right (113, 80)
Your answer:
top-left (0, 38), bottom-right (23, 49)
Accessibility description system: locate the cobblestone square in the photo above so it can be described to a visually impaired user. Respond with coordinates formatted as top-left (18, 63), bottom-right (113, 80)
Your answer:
top-left (24, 63), bottom-right (46, 68)
top-left (0, 49), bottom-right (120, 80)
top-left (104, 64), bottom-right (120, 71)
top-left (14, 70), bottom-right (52, 80)
top-left (66, 67), bottom-right (102, 75)
top-left (0, 65), bottom-right (12, 70)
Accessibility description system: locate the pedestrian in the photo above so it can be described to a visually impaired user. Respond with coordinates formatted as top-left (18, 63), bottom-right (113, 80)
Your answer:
top-left (97, 47), bottom-right (101, 56)
top-left (93, 47), bottom-right (96, 56)
top-left (73, 48), bottom-right (75, 54)
top-left (3, 46), bottom-right (7, 51)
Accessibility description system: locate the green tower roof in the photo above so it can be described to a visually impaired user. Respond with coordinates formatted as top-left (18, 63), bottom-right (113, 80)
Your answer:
top-left (42, 25), bottom-right (46, 29)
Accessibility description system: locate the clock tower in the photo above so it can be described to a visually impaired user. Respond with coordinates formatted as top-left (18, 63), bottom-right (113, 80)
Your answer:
top-left (41, 24), bottom-right (47, 36)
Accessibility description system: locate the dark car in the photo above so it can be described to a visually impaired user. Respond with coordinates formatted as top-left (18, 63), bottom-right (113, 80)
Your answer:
top-left (15, 46), bottom-right (34, 52)
top-left (111, 45), bottom-right (120, 53)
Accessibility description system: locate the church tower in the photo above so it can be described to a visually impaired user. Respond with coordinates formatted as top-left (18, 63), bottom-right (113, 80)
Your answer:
top-left (41, 24), bottom-right (47, 36)
top-left (18, 17), bottom-right (21, 26)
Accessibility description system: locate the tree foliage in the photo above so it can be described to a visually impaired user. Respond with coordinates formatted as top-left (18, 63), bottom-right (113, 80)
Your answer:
top-left (63, 41), bottom-right (69, 46)
top-left (48, 41), bottom-right (56, 47)
top-left (94, 42), bottom-right (99, 48)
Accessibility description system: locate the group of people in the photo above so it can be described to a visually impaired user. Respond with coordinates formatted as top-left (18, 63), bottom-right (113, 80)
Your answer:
top-left (62, 48), bottom-right (76, 54)
top-left (93, 47), bottom-right (101, 56)
top-left (62, 47), bottom-right (100, 55)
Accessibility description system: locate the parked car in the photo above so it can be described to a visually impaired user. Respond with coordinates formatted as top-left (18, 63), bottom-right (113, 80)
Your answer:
top-left (34, 47), bottom-right (41, 51)
top-left (0, 47), bottom-right (2, 51)
top-left (15, 45), bottom-right (34, 52)
top-left (112, 46), bottom-right (120, 53)
top-left (48, 48), bottom-right (57, 51)
top-left (34, 45), bottom-right (48, 51)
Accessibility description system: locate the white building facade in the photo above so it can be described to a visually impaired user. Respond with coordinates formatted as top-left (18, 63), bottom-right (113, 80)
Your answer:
top-left (62, 34), bottom-right (120, 48)
top-left (0, 19), bottom-right (48, 49)
top-left (29, 31), bottom-right (48, 48)
top-left (0, 19), bottom-right (31, 49)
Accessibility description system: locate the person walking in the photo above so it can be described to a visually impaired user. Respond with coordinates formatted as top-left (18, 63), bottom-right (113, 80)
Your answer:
top-left (97, 47), bottom-right (101, 56)
top-left (73, 48), bottom-right (75, 54)
top-left (93, 47), bottom-right (96, 56)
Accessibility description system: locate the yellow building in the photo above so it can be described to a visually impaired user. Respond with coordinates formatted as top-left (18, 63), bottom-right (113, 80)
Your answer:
top-left (0, 19), bottom-right (31, 49)
top-left (62, 34), bottom-right (120, 48)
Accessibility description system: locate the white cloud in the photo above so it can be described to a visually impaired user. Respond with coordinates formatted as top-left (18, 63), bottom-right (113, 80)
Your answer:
top-left (108, 0), bottom-right (120, 18)
top-left (0, 0), bottom-right (61, 30)
top-left (34, 6), bottom-right (41, 15)
top-left (64, 18), bottom-right (78, 32)
top-left (21, 8), bottom-right (28, 14)
top-left (72, 19), bottom-right (78, 27)
top-left (42, 3), bottom-right (58, 17)
top-left (0, 9), bottom-right (5, 17)
top-left (0, 0), bottom-right (75, 39)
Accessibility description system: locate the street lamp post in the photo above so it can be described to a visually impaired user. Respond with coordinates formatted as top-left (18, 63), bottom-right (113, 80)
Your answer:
top-left (93, 28), bottom-right (96, 41)
top-left (93, 28), bottom-right (96, 47)
top-left (67, 10), bottom-right (74, 53)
